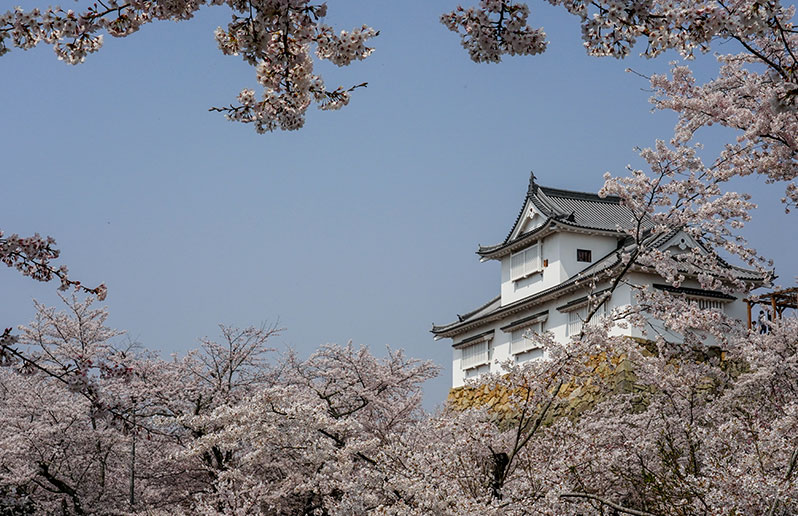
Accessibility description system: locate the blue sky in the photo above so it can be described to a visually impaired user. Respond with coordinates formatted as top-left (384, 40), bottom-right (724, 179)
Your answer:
top-left (2, 1), bottom-right (794, 408)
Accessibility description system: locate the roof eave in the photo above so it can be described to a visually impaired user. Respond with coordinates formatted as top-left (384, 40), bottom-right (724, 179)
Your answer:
top-left (477, 220), bottom-right (624, 261)
top-left (477, 219), bottom-right (556, 260)
top-left (628, 263), bottom-right (770, 286)
top-left (432, 257), bottom-right (623, 339)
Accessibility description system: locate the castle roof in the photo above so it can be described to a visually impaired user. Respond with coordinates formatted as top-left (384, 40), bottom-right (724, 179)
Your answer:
top-left (477, 173), bottom-right (654, 260)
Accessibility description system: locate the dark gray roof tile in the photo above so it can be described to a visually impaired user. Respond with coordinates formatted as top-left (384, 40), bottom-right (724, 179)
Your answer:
top-left (652, 284), bottom-right (737, 300)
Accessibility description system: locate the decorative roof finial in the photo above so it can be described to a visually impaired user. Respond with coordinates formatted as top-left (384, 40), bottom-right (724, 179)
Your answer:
top-left (527, 171), bottom-right (538, 195)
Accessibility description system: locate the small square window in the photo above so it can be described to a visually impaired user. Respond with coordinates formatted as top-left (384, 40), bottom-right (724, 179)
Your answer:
top-left (577, 249), bottom-right (592, 262)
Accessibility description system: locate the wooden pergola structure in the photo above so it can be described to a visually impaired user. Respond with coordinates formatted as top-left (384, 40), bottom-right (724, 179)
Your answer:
top-left (746, 287), bottom-right (798, 329)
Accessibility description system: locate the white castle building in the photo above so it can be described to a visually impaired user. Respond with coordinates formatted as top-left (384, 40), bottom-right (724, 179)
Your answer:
top-left (432, 174), bottom-right (764, 388)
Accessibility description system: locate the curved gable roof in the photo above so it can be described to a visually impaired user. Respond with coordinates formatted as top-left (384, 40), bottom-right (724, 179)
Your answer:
top-left (478, 173), bottom-right (651, 259)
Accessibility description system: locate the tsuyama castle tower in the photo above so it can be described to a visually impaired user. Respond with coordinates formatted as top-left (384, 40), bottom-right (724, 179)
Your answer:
top-left (433, 173), bottom-right (763, 388)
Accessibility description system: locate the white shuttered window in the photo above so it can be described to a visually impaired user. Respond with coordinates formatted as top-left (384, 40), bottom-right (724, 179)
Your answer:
top-left (511, 243), bottom-right (542, 281)
top-left (567, 302), bottom-right (609, 337)
top-left (510, 323), bottom-right (543, 354)
top-left (461, 340), bottom-right (489, 370)
top-left (567, 309), bottom-right (585, 337)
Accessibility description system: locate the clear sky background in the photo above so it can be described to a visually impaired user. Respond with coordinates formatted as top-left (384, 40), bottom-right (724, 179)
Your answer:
top-left (2, 1), bottom-right (795, 409)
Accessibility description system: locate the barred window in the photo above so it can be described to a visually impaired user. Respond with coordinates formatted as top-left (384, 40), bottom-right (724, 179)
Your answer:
top-left (567, 302), bottom-right (608, 337)
top-left (692, 298), bottom-right (725, 312)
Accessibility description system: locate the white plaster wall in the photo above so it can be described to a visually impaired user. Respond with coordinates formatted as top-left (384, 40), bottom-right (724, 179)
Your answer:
top-left (725, 291), bottom-right (749, 324)
top-left (489, 324), bottom-right (512, 368)
top-left (555, 232), bottom-right (619, 280)
top-left (452, 269), bottom-right (753, 388)
top-left (500, 232), bottom-right (620, 306)
top-left (451, 286), bottom-right (637, 387)
top-left (609, 281), bottom-right (641, 339)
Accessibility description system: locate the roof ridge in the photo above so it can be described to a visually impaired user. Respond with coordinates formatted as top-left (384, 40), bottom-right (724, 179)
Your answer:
top-left (538, 185), bottom-right (622, 204)
top-left (502, 184), bottom-right (535, 244)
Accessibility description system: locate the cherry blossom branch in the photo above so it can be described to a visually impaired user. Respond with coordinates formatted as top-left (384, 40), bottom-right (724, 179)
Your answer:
top-left (0, 233), bottom-right (106, 299)
top-left (37, 462), bottom-right (85, 515)
top-left (773, 17), bottom-right (798, 67)
top-left (1, 2), bottom-right (378, 133)
top-left (1, 327), bottom-right (169, 437)
top-left (580, 166), bottom-right (668, 328)
top-left (560, 491), bottom-right (656, 516)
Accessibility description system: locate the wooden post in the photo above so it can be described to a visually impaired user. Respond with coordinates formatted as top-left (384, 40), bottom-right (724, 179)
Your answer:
top-left (746, 301), bottom-right (752, 330)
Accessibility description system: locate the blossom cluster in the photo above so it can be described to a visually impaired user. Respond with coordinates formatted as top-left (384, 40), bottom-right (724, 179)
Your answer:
top-left (441, 1), bottom-right (547, 63)
top-left (0, 230), bottom-right (106, 299)
top-left (649, 47), bottom-right (798, 207)
top-left (208, 2), bottom-right (378, 131)
top-left (316, 25), bottom-right (379, 66)
top-left (0, 4), bottom-right (146, 63)
top-left (531, 0), bottom-right (787, 60)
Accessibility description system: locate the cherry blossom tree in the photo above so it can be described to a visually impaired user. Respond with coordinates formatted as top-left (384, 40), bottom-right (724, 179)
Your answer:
top-left (0, 295), bottom-right (285, 513)
top-left (7, 295), bottom-right (794, 514)
top-left (0, 295), bottom-right (168, 514)
top-left (187, 343), bottom-right (438, 514)
top-left (0, 295), bottom-right (438, 514)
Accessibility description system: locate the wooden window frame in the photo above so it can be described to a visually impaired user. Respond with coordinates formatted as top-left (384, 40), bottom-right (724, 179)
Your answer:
top-left (576, 249), bottom-right (592, 263)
